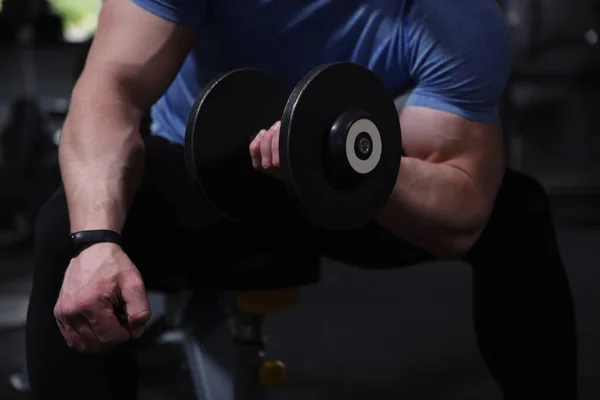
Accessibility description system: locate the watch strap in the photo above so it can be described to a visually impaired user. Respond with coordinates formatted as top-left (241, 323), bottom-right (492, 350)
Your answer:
top-left (70, 230), bottom-right (123, 257)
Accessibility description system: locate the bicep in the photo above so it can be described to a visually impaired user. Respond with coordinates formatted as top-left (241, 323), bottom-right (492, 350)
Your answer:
top-left (400, 107), bottom-right (505, 203)
top-left (78, 0), bottom-right (199, 110)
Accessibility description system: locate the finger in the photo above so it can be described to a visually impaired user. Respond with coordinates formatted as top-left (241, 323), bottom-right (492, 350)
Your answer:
top-left (94, 310), bottom-right (132, 349)
top-left (55, 303), bottom-right (85, 350)
top-left (55, 317), bottom-right (75, 348)
top-left (65, 313), bottom-right (99, 353)
top-left (271, 125), bottom-right (280, 168)
top-left (57, 316), bottom-right (87, 352)
top-left (260, 129), bottom-right (274, 169)
top-left (250, 129), bottom-right (266, 170)
top-left (82, 302), bottom-right (131, 351)
top-left (120, 278), bottom-right (151, 337)
top-left (269, 120), bottom-right (281, 131)
top-left (54, 303), bottom-right (72, 346)
top-left (72, 297), bottom-right (113, 353)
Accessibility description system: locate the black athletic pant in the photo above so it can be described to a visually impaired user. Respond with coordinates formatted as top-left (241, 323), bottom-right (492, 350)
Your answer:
top-left (26, 135), bottom-right (577, 399)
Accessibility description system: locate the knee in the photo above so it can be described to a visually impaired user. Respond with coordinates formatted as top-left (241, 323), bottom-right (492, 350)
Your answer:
top-left (484, 170), bottom-right (554, 242)
top-left (496, 169), bottom-right (552, 220)
top-left (467, 170), bottom-right (556, 262)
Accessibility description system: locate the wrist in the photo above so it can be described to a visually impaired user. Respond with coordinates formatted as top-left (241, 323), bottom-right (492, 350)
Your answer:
top-left (66, 202), bottom-right (126, 234)
top-left (74, 241), bottom-right (122, 259)
top-left (70, 217), bottom-right (124, 235)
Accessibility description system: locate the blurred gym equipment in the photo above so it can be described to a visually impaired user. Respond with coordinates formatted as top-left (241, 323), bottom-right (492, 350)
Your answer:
top-left (0, 0), bottom-right (62, 45)
top-left (0, 100), bottom-right (58, 246)
top-left (0, 0), bottom-right (62, 247)
top-left (500, 0), bottom-right (600, 224)
top-left (143, 289), bottom-right (299, 400)
top-left (47, 0), bottom-right (100, 43)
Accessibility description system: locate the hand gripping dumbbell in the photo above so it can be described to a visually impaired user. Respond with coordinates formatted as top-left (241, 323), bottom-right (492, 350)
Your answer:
top-left (184, 62), bottom-right (403, 230)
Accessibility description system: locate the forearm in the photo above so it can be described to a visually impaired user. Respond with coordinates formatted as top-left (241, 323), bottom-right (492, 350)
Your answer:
top-left (376, 157), bottom-right (493, 259)
top-left (59, 81), bottom-right (145, 233)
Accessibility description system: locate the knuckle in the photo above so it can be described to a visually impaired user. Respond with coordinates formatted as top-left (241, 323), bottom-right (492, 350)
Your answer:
top-left (53, 305), bottom-right (63, 318)
top-left (253, 131), bottom-right (264, 143)
top-left (95, 278), bottom-right (116, 291)
top-left (131, 309), bottom-right (152, 323)
top-left (61, 304), bottom-right (78, 316)
top-left (96, 291), bottom-right (114, 304)
top-left (76, 298), bottom-right (96, 313)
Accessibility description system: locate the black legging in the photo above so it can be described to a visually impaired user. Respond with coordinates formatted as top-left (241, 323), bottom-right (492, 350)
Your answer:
top-left (26, 135), bottom-right (577, 399)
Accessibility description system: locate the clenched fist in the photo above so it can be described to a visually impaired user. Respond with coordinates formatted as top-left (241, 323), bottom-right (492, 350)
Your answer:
top-left (54, 242), bottom-right (151, 353)
top-left (249, 121), bottom-right (283, 180)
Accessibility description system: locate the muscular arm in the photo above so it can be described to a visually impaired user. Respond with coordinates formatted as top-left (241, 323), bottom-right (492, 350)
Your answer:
top-left (60, 0), bottom-right (196, 233)
top-left (376, 109), bottom-right (505, 259)
top-left (375, 0), bottom-right (511, 259)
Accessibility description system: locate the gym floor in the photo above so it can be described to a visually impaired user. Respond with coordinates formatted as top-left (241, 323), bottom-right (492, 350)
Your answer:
top-left (1, 44), bottom-right (600, 400)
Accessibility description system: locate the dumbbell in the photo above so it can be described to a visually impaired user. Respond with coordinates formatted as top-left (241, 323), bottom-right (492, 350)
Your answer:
top-left (184, 62), bottom-right (403, 231)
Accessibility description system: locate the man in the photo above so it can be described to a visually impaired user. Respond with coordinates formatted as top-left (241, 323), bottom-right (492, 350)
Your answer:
top-left (26, 0), bottom-right (577, 398)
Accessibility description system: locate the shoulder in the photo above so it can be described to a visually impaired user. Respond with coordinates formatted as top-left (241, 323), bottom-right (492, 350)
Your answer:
top-left (403, 0), bottom-right (512, 123)
top-left (130, 0), bottom-right (207, 29)
top-left (405, 0), bottom-right (511, 57)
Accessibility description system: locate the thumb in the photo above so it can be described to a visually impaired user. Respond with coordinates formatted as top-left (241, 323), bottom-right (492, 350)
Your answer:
top-left (119, 275), bottom-right (151, 338)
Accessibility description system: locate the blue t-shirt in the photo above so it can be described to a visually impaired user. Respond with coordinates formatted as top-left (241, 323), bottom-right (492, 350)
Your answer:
top-left (131, 0), bottom-right (511, 145)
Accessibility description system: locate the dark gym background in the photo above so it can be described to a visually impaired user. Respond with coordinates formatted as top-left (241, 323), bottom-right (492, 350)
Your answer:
top-left (0, 0), bottom-right (599, 399)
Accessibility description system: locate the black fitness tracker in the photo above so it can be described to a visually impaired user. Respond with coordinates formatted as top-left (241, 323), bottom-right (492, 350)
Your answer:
top-left (70, 230), bottom-right (123, 257)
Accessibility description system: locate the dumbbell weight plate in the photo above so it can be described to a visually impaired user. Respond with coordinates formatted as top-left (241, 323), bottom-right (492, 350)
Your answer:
top-left (279, 62), bottom-right (402, 230)
top-left (185, 69), bottom-right (297, 222)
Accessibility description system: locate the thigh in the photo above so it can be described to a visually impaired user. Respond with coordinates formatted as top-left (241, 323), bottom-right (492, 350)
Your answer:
top-left (26, 134), bottom-right (319, 397)
top-left (131, 136), bottom-right (320, 290)
top-left (311, 223), bottom-right (434, 269)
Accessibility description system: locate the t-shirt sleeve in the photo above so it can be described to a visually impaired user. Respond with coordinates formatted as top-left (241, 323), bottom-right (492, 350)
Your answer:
top-left (130, 0), bottom-right (206, 29)
top-left (403, 0), bottom-right (512, 124)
